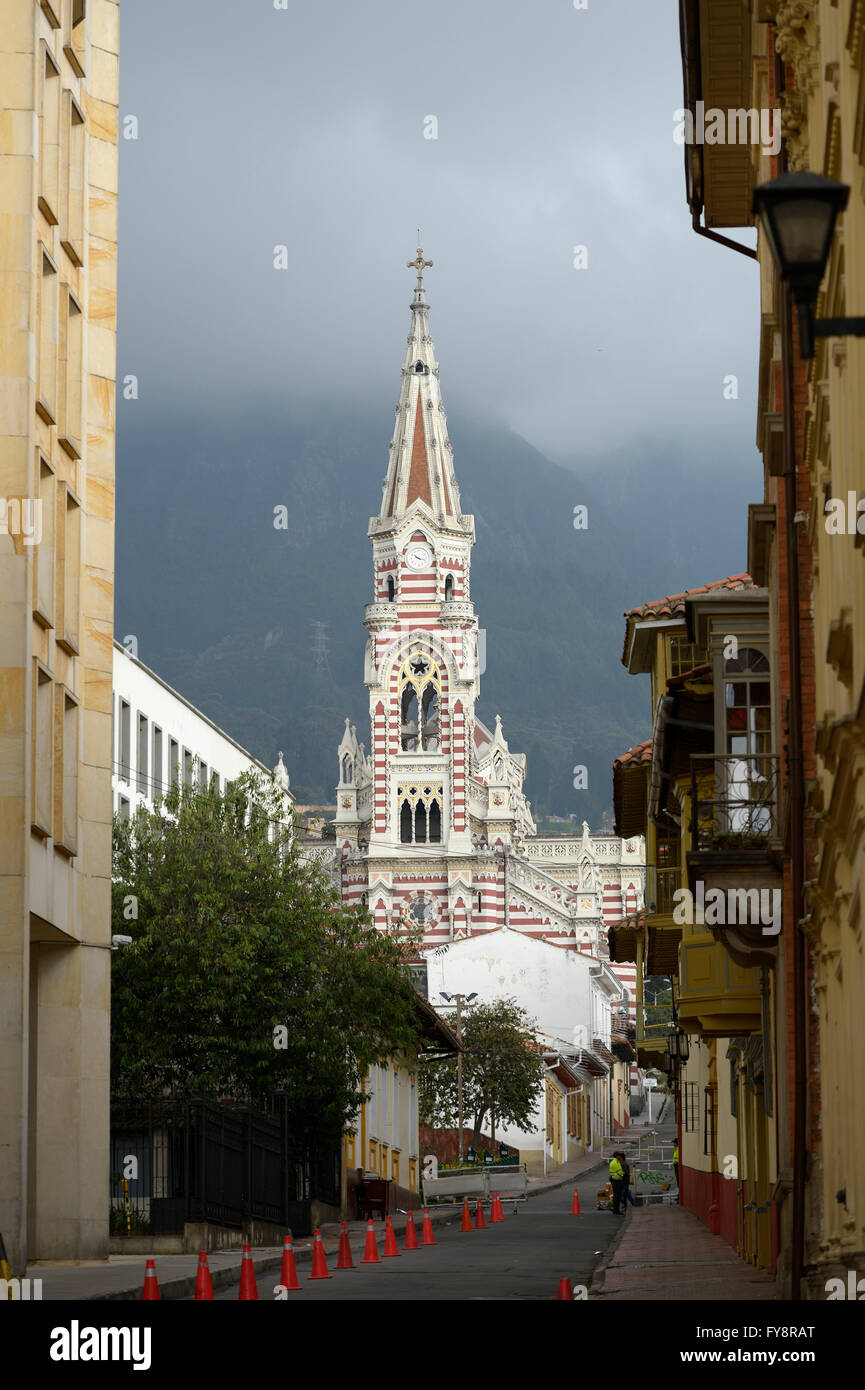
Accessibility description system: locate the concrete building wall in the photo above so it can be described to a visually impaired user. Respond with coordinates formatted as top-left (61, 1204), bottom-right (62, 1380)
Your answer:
top-left (0, 0), bottom-right (119, 1271)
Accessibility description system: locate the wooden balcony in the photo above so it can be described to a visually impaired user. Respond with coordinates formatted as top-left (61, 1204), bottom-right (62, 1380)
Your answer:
top-left (686, 754), bottom-right (782, 970)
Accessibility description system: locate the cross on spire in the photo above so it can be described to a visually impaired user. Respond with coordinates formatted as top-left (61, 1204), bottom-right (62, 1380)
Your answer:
top-left (407, 247), bottom-right (433, 290)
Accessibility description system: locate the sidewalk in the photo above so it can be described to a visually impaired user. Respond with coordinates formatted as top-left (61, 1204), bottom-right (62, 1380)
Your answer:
top-left (590, 1204), bottom-right (778, 1301)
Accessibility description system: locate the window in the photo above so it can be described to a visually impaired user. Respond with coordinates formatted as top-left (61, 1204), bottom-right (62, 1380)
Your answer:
top-left (444, 573), bottom-right (454, 601)
top-left (721, 646), bottom-right (773, 834)
top-left (703, 1087), bottom-right (716, 1156)
top-left (668, 635), bottom-right (705, 678)
top-left (64, 0), bottom-right (87, 77)
top-left (136, 715), bottom-right (148, 796)
top-left (38, 45), bottom-right (61, 224)
top-left (34, 455), bottom-right (55, 627)
top-left (118, 795), bottom-right (130, 820)
top-left (399, 651), bottom-right (441, 751)
top-left (36, 250), bottom-right (59, 423)
top-left (152, 727), bottom-right (163, 798)
top-left (55, 485), bottom-right (80, 653)
top-left (183, 750), bottom-right (194, 788)
top-left (387, 575), bottom-right (395, 601)
top-left (199, 760), bottom-right (208, 790)
top-left (211, 770), bottom-right (220, 794)
top-left (397, 785), bottom-right (444, 844)
top-left (54, 686), bottom-right (79, 854)
top-left (58, 287), bottom-right (83, 456)
top-left (60, 94), bottom-right (85, 265)
top-left (31, 661), bottom-right (53, 836)
top-left (476, 890), bottom-right (482, 914)
top-left (682, 1080), bottom-right (699, 1132)
top-left (119, 700), bottom-right (131, 782)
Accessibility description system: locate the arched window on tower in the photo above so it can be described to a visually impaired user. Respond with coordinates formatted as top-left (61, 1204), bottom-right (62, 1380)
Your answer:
top-left (428, 799), bottom-right (441, 843)
top-left (401, 685), bottom-right (419, 751)
top-left (444, 573), bottom-right (454, 602)
top-left (476, 890), bottom-right (482, 914)
top-left (342, 755), bottom-right (352, 784)
top-left (400, 799), bottom-right (413, 844)
top-left (414, 802), bottom-right (427, 843)
top-left (414, 361), bottom-right (426, 374)
top-left (421, 682), bottom-right (439, 752)
top-left (387, 575), bottom-right (395, 601)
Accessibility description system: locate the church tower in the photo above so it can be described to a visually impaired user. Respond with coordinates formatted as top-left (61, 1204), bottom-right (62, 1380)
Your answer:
top-left (330, 251), bottom-right (642, 958)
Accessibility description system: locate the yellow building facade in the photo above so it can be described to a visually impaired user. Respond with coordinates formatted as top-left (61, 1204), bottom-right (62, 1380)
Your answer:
top-left (0, 0), bottom-right (119, 1270)
top-left (677, 0), bottom-right (865, 1296)
top-left (613, 579), bottom-right (779, 1271)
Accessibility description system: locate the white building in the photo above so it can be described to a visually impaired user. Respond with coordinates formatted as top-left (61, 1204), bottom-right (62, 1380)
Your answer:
top-left (422, 928), bottom-right (627, 1173)
top-left (111, 640), bottom-right (293, 821)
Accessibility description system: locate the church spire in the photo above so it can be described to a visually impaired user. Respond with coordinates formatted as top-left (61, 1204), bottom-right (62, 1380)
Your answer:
top-left (376, 248), bottom-right (462, 527)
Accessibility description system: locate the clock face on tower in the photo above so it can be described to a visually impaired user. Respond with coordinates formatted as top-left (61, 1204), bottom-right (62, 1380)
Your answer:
top-left (405, 543), bottom-right (432, 570)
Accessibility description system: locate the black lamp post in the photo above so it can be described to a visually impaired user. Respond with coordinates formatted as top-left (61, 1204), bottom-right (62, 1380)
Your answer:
top-left (752, 172), bottom-right (865, 358)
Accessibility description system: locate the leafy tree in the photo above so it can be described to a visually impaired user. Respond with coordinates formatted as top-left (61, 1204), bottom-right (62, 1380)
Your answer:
top-left (418, 998), bottom-right (545, 1147)
top-left (111, 771), bottom-right (420, 1144)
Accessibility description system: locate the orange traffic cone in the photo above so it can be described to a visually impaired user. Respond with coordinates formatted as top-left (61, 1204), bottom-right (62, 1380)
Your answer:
top-left (194, 1250), bottom-right (214, 1301)
top-left (460, 1199), bottom-right (473, 1232)
top-left (475, 1197), bottom-right (487, 1229)
top-left (490, 1192), bottom-right (504, 1222)
top-left (238, 1243), bottom-right (259, 1300)
top-left (557, 1276), bottom-right (573, 1300)
top-left (280, 1234), bottom-right (301, 1291)
top-left (309, 1227), bottom-right (332, 1279)
top-left (404, 1211), bottom-right (419, 1250)
top-left (141, 1259), bottom-right (160, 1301)
top-left (336, 1222), bottom-right (354, 1269)
top-left (361, 1219), bottom-right (380, 1263)
top-left (571, 1187), bottom-right (581, 1215)
top-left (383, 1215), bottom-right (400, 1257)
top-left (421, 1208), bottom-right (437, 1245)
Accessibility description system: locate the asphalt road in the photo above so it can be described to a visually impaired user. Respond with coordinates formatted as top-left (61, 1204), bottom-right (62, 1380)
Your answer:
top-left (204, 1169), bottom-right (623, 1301)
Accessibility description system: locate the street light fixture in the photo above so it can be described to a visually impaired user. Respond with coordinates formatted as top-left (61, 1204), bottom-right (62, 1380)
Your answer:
top-left (752, 172), bottom-right (865, 358)
top-left (666, 1023), bottom-right (690, 1064)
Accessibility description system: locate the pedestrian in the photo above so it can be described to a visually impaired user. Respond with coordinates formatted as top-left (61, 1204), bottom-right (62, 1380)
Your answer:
top-left (621, 1155), bottom-right (635, 1208)
top-left (609, 1151), bottom-right (625, 1215)
top-left (673, 1141), bottom-right (679, 1194)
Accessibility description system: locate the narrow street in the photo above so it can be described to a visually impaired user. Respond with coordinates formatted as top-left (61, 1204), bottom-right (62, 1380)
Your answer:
top-left (203, 1174), bottom-right (617, 1302)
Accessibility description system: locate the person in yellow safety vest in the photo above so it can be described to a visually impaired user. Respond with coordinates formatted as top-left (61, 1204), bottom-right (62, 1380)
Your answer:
top-left (609, 1152), bottom-right (625, 1215)
top-left (673, 1141), bottom-right (679, 1197)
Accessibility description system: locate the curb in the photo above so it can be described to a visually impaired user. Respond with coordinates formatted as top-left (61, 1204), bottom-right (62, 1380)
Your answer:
top-left (84, 1207), bottom-right (461, 1302)
top-left (587, 1206), bottom-right (634, 1298)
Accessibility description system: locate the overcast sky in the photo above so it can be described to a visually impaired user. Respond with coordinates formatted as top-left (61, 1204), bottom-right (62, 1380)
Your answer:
top-left (117, 0), bottom-right (761, 469)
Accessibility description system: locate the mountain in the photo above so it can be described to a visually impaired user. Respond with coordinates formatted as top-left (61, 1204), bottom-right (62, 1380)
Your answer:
top-left (114, 399), bottom-right (752, 823)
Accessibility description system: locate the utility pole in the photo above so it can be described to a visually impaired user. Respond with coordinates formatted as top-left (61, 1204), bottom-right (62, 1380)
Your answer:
top-left (456, 993), bottom-right (464, 1164)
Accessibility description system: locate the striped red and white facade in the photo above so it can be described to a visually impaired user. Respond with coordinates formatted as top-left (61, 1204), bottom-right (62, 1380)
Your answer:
top-left (326, 262), bottom-right (645, 1012)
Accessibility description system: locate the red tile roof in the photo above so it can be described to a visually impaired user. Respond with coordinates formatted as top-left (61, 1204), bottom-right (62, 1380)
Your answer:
top-left (624, 573), bottom-right (754, 622)
top-left (613, 738), bottom-right (652, 770)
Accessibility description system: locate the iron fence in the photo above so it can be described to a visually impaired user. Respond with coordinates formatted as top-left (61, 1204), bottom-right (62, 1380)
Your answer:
top-left (689, 753), bottom-right (780, 849)
top-left (110, 1098), bottom-right (340, 1238)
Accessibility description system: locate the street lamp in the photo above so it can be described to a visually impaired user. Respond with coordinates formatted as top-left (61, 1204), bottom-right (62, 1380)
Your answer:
top-left (666, 1023), bottom-right (690, 1065)
top-left (752, 172), bottom-right (865, 358)
top-left (439, 991), bottom-right (477, 1164)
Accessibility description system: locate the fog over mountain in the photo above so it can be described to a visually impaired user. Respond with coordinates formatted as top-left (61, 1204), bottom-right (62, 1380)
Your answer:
top-left (115, 398), bottom-right (751, 822)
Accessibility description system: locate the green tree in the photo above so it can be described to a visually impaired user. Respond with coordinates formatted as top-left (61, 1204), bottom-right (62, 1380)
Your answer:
top-left (111, 771), bottom-right (420, 1143)
top-left (418, 998), bottom-right (545, 1148)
